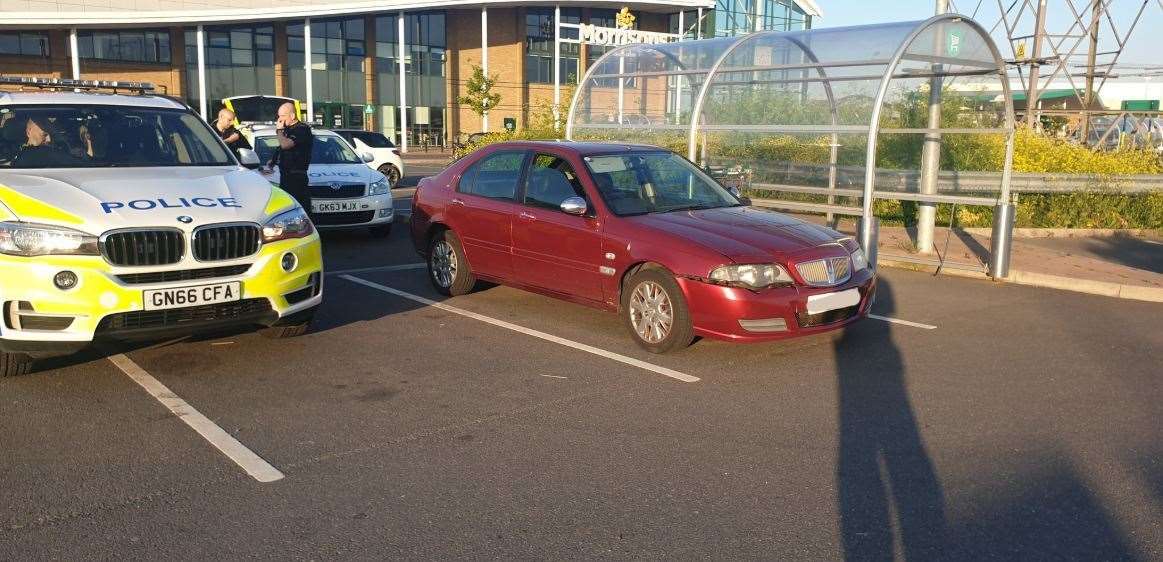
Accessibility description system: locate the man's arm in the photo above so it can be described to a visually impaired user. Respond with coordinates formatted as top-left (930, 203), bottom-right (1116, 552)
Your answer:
top-left (224, 132), bottom-right (241, 144)
top-left (276, 127), bottom-right (296, 150)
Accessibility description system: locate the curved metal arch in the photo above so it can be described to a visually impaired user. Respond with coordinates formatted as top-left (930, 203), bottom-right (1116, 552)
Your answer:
top-left (859, 13), bottom-right (1016, 258)
top-left (564, 41), bottom-right (696, 139)
top-left (683, 32), bottom-right (759, 160)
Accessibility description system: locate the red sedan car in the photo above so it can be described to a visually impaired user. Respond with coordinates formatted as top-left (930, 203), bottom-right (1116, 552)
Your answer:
top-left (410, 141), bottom-right (875, 353)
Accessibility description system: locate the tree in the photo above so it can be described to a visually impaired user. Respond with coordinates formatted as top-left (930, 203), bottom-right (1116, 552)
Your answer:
top-left (457, 64), bottom-right (501, 119)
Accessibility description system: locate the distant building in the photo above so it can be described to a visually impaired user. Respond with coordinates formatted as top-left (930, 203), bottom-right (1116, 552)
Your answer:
top-left (0, 1), bottom-right (820, 147)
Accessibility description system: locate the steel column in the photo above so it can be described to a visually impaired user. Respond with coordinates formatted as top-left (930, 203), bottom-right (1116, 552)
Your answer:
top-left (398, 12), bottom-right (408, 153)
top-left (196, 25), bottom-right (207, 120)
top-left (304, 18), bottom-right (314, 125)
top-left (68, 29), bottom-right (80, 80)
top-left (482, 5), bottom-right (489, 132)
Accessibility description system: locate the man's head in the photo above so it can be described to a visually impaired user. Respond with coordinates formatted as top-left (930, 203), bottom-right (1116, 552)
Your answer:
top-left (277, 103), bottom-right (298, 127)
top-left (216, 108), bottom-right (236, 128)
top-left (25, 117), bottom-right (49, 146)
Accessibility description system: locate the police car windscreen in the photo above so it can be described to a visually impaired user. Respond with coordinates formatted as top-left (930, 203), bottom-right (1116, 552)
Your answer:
top-left (254, 135), bottom-right (362, 165)
top-left (0, 106), bottom-right (234, 168)
top-left (352, 131), bottom-right (393, 148)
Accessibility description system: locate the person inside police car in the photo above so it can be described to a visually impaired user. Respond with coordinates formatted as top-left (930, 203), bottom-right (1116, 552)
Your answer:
top-left (263, 102), bottom-right (313, 211)
top-left (13, 114), bottom-right (81, 168)
top-left (214, 108), bottom-right (251, 156)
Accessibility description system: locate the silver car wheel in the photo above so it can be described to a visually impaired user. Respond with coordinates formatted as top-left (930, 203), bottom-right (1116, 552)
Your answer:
top-left (629, 280), bottom-right (674, 344)
top-left (430, 240), bottom-right (457, 288)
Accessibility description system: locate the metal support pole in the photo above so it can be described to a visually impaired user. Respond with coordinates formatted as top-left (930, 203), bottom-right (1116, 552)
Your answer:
top-left (1080, 0), bottom-right (1101, 141)
top-left (917, 0), bottom-right (948, 254)
top-left (481, 5), bottom-right (489, 132)
top-left (617, 54), bottom-right (625, 125)
top-left (858, 216), bottom-right (880, 270)
top-left (304, 18), bottom-right (315, 125)
top-left (398, 12), bottom-right (408, 153)
top-left (675, 11), bottom-right (684, 125)
top-left (696, 8), bottom-right (703, 39)
top-left (196, 25), bottom-right (207, 120)
top-left (1025, 0), bottom-right (1047, 129)
top-left (68, 29), bottom-right (80, 80)
top-left (989, 202), bottom-right (1015, 278)
top-left (553, 5), bottom-right (562, 127)
top-left (991, 119), bottom-right (1017, 278)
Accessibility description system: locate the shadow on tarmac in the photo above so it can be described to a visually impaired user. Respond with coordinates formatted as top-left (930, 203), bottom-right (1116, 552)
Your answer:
top-left (835, 280), bottom-right (946, 560)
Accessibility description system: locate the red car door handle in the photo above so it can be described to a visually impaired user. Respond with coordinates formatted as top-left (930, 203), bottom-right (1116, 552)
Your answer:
top-left (519, 211), bottom-right (537, 221)
top-left (450, 198), bottom-right (465, 206)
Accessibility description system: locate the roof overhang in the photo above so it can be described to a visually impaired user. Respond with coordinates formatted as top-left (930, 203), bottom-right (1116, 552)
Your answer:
top-left (0, 0), bottom-right (716, 28)
top-left (794, 0), bottom-right (823, 18)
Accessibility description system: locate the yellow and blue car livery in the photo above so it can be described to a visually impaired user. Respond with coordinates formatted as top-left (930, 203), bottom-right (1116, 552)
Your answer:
top-left (0, 159), bottom-right (323, 360)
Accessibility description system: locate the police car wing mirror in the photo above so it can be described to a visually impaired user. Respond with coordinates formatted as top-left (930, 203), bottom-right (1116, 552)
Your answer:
top-left (360, 151), bottom-right (375, 163)
top-left (237, 148), bottom-right (262, 170)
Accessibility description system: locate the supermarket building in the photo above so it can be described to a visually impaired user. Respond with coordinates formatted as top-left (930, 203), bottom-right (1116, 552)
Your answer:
top-left (0, 0), bottom-right (818, 149)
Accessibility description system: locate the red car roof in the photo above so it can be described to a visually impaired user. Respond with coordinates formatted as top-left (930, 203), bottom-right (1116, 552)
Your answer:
top-left (482, 140), bottom-right (667, 156)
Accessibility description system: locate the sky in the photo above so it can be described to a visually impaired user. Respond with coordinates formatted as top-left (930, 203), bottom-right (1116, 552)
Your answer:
top-left (813, 0), bottom-right (1162, 68)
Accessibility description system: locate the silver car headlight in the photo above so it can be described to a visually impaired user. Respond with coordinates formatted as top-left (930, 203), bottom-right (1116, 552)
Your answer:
top-left (262, 207), bottom-right (314, 243)
top-left (709, 264), bottom-right (794, 289)
top-left (369, 178), bottom-right (391, 195)
top-left (850, 247), bottom-right (869, 271)
top-left (0, 221), bottom-right (99, 257)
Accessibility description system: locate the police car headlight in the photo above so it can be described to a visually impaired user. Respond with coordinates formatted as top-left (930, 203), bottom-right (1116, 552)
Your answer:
top-left (0, 222), bottom-right (99, 257)
top-left (262, 208), bottom-right (314, 243)
top-left (368, 178), bottom-right (391, 195)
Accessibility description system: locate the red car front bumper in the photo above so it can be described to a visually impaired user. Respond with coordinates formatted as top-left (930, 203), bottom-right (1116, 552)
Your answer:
top-left (676, 269), bottom-right (876, 342)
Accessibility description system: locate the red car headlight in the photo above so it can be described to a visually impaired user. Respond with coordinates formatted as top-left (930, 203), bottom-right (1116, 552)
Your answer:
top-left (709, 264), bottom-right (794, 290)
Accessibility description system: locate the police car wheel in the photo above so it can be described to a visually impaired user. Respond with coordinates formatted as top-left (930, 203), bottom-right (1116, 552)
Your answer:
top-left (0, 351), bottom-right (34, 377)
top-left (369, 224), bottom-right (392, 238)
top-left (260, 312), bottom-right (315, 339)
top-left (378, 164), bottom-right (401, 185)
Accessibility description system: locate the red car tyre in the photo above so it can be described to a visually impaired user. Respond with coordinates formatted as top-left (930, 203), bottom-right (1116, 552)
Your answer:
top-left (622, 268), bottom-right (695, 353)
top-left (428, 229), bottom-right (476, 296)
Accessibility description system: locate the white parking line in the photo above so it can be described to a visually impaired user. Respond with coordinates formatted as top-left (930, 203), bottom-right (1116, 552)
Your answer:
top-left (327, 263), bottom-right (427, 276)
top-left (868, 314), bottom-right (937, 330)
top-left (339, 275), bottom-right (700, 383)
top-left (107, 354), bottom-right (285, 483)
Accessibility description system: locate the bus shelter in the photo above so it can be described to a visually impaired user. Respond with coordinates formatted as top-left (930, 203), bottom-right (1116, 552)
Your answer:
top-left (566, 15), bottom-right (1017, 277)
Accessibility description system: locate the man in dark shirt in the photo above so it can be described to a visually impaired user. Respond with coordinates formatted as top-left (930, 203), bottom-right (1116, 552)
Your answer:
top-left (13, 116), bottom-right (83, 168)
top-left (263, 102), bottom-right (314, 211)
top-left (215, 108), bottom-right (251, 155)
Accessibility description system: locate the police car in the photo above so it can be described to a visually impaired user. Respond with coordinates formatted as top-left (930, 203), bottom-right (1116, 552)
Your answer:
top-left (0, 77), bottom-right (323, 377)
top-left (252, 128), bottom-right (394, 237)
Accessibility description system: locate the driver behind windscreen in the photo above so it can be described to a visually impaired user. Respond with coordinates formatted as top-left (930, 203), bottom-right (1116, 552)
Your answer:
top-left (12, 115), bottom-right (83, 168)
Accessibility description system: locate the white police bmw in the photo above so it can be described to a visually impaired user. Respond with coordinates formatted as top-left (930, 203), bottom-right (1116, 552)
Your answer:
top-left (253, 128), bottom-right (394, 237)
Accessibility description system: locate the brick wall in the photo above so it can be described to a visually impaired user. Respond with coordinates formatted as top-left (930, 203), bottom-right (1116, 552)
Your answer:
top-left (1, 28), bottom-right (186, 97)
top-left (447, 7), bottom-right (528, 137)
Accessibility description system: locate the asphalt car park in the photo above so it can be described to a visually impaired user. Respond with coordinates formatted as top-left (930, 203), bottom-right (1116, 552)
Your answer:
top-left (2, 194), bottom-right (1161, 559)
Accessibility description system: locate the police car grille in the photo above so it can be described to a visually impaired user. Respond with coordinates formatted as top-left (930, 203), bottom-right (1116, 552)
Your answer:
top-left (193, 225), bottom-right (261, 262)
top-left (116, 264), bottom-right (251, 285)
top-left (102, 230), bottom-right (184, 266)
top-left (97, 298), bottom-right (272, 332)
top-left (308, 183), bottom-right (366, 199)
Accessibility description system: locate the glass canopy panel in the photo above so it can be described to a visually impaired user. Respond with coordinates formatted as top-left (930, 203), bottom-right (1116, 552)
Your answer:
top-left (569, 37), bottom-right (737, 149)
top-left (567, 14), bottom-right (1015, 242)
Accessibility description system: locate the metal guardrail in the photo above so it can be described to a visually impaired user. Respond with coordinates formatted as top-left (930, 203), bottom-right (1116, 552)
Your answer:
top-left (715, 160), bottom-right (1163, 194)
